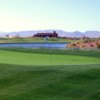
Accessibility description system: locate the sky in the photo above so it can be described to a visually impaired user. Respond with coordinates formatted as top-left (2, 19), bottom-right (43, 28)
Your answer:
top-left (0, 0), bottom-right (100, 32)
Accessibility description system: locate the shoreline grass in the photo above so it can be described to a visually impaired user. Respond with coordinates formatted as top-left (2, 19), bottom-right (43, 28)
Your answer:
top-left (0, 47), bottom-right (100, 58)
top-left (0, 37), bottom-right (70, 43)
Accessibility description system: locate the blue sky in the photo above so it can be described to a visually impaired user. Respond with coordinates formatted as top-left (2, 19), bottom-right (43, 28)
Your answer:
top-left (0, 0), bottom-right (100, 32)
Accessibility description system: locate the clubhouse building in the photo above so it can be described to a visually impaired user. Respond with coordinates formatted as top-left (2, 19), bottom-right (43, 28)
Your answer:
top-left (33, 31), bottom-right (58, 38)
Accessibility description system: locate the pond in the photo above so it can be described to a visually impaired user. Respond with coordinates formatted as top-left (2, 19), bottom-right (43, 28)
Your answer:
top-left (0, 42), bottom-right (69, 49)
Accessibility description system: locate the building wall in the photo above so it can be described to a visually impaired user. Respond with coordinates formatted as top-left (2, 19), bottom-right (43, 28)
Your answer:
top-left (34, 31), bottom-right (58, 38)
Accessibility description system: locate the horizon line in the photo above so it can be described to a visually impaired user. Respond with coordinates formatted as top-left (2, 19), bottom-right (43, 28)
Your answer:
top-left (0, 29), bottom-right (100, 33)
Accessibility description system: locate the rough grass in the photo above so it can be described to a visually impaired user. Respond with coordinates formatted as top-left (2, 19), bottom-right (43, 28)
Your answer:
top-left (0, 48), bottom-right (100, 100)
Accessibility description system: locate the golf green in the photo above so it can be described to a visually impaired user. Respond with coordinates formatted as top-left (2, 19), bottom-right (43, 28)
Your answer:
top-left (0, 50), bottom-right (100, 65)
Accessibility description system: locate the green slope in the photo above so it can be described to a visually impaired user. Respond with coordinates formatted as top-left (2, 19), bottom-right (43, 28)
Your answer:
top-left (0, 48), bottom-right (100, 100)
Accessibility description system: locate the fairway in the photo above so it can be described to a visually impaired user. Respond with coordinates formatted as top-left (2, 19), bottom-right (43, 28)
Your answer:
top-left (0, 49), bottom-right (100, 65)
top-left (0, 48), bottom-right (100, 100)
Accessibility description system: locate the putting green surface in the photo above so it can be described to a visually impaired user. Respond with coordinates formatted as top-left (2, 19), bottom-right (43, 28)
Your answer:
top-left (0, 50), bottom-right (100, 65)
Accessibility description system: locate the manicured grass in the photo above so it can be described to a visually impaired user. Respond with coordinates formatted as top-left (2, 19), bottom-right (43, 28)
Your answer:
top-left (0, 64), bottom-right (100, 100)
top-left (0, 48), bottom-right (100, 100)
top-left (1, 47), bottom-right (100, 58)
top-left (0, 49), bottom-right (100, 65)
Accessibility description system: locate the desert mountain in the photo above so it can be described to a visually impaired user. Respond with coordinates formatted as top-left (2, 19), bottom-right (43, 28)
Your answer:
top-left (0, 30), bottom-right (100, 38)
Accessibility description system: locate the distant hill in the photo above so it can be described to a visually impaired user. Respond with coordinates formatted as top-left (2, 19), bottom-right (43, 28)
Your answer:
top-left (84, 31), bottom-right (100, 38)
top-left (0, 30), bottom-right (100, 38)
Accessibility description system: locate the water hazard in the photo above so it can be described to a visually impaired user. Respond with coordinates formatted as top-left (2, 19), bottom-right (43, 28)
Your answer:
top-left (0, 42), bottom-right (68, 49)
